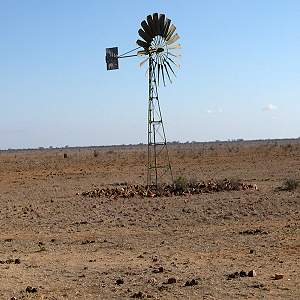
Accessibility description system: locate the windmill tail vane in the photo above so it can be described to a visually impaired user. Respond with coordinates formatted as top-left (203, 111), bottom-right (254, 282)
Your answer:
top-left (105, 13), bottom-right (181, 187)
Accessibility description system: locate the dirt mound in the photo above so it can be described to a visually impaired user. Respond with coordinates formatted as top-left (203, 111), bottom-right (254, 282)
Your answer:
top-left (82, 178), bottom-right (257, 199)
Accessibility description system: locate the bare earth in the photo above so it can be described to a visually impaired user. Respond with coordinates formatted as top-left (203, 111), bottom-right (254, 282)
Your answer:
top-left (0, 140), bottom-right (299, 299)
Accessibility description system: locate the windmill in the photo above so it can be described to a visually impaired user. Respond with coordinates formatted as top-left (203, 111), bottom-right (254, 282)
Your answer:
top-left (106, 13), bottom-right (181, 187)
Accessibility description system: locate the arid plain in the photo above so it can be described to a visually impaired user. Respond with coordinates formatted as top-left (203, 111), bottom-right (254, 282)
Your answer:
top-left (0, 140), bottom-right (299, 299)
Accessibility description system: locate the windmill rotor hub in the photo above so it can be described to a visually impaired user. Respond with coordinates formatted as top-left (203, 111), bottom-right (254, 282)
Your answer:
top-left (137, 13), bottom-right (181, 86)
top-left (156, 47), bottom-right (164, 53)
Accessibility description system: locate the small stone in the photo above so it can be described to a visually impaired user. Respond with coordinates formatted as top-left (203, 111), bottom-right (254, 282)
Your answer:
top-left (131, 291), bottom-right (144, 298)
top-left (14, 258), bottom-right (21, 264)
top-left (248, 270), bottom-right (257, 277)
top-left (25, 286), bottom-right (37, 293)
top-left (240, 270), bottom-right (247, 277)
top-left (116, 278), bottom-right (124, 285)
top-left (184, 279), bottom-right (198, 286)
top-left (250, 249), bottom-right (255, 254)
top-left (153, 266), bottom-right (163, 273)
top-left (166, 277), bottom-right (176, 284)
top-left (274, 274), bottom-right (284, 280)
top-left (147, 278), bottom-right (157, 285)
top-left (227, 272), bottom-right (239, 279)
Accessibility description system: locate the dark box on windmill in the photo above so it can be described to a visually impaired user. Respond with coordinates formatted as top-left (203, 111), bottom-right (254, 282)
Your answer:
top-left (106, 47), bottom-right (119, 70)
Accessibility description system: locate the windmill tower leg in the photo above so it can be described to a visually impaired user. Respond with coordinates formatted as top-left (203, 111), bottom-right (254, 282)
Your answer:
top-left (147, 57), bottom-right (173, 187)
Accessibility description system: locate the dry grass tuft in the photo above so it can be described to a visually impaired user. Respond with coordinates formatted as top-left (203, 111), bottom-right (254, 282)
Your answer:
top-left (281, 178), bottom-right (299, 191)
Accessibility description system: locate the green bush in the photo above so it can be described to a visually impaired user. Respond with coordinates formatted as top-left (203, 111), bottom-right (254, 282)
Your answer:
top-left (173, 176), bottom-right (188, 192)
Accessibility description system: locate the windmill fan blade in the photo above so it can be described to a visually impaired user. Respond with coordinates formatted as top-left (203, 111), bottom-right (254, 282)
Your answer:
top-left (166, 24), bottom-right (176, 40)
top-left (141, 20), bottom-right (154, 38)
top-left (136, 39), bottom-right (149, 49)
top-left (163, 62), bottom-right (172, 83)
top-left (167, 43), bottom-right (182, 50)
top-left (162, 18), bottom-right (171, 38)
top-left (168, 52), bottom-right (182, 59)
top-left (157, 60), bottom-right (161, 85)
top-left (147, 15), bottom-right (156, 37)
top-left (138, 29), bottom-right (152, 43)
top-left (166, 33), bottom-right (180, 45)
top-left (167, 55), bottom-right (180, 69)
top-left (158, 14), bottom-right (165, 36)
top-left (165, 59), bottom-right (177, 76)
top-left (140, 57), bottom-right (149, 67)
top-left (152, 13), bottom-right (160, 35)
top-left (160, 61), bottom-right (166, 86)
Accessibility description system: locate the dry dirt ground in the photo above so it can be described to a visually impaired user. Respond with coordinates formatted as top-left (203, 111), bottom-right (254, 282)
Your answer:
top-left (0, 140), bottom-right (299, 299)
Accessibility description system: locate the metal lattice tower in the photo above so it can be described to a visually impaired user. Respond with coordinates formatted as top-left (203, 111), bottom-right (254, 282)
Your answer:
top-left (147, 57), bottom-right (173, 186)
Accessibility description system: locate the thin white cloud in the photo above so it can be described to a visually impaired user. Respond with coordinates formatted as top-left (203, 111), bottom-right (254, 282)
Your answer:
top-left (263, 104), bottom-right (278, 112)
top-left (207, 107), bottom-right (223, 114)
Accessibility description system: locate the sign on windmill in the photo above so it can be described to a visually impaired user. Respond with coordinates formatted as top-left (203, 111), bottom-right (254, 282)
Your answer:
top-left (105, 13), bottom-right (181, 187)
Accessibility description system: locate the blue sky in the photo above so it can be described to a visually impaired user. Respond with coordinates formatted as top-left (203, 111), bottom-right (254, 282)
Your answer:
top-left (0, 0), bottom-right (299, 149)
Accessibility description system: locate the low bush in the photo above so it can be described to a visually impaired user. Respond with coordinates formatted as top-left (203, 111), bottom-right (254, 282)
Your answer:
top-left (173, 176), bottom-right (188, 192)
top-left (282, 178), bottom-right (299, 191)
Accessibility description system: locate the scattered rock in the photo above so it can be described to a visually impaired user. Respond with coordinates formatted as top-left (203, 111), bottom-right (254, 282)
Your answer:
top-left (274, 274), bottom-right (284, 280)
top-left (239, 229), bottom-right (268, 235)
top-left (116, 278), bottom-right (124, 285)
top-left (131, 291), bottom-right (144, 298)
top-left (248, 270), bottom-right (257, 277)
top-left (165, 277), bottom-right (176, 284)
top-left (227, 270), bottom-right (255, 279)
top-left (251, 283), bottom-right (264, 289)
top-left (249, 249), bottom-right (255, 254)
top-left (81, 240), bottom-right (95, 245)
top-left (147, 278), bottom-right (157, 285)
top-left (25, 286), bottom-right (37, 293)
top-left (153, 266), bottom-right (163, 273)
top-left (0, 258), bottom-right (21, 264)
top-left (82, 179), bottom-right (258, 199)
top-left (227, 272), bottom-right (240, 279)
top-left (184, 279), bottom-right (198, 286)
top-left (158, 285), bottom-right (169, 291)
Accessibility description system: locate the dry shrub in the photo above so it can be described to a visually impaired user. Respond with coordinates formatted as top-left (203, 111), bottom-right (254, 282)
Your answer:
top-left (281, 178), bottom-right (299, 191)
top-left (93, 150), bottom-right (99, 158)
top-left (229, 178), bottom-right (242, 190)
top-left (173, 176), bottom-right (188, 192)
top-left (63, 153), bottom-right (68, 158)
